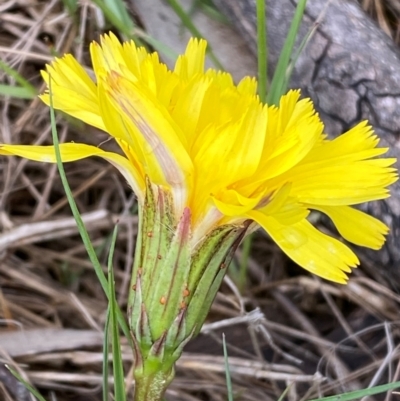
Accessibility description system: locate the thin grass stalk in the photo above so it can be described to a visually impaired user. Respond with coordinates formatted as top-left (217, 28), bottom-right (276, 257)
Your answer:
top-left (47, 77), bottom-right (132, 346)
top-left (165, 0), bottom-right (224, 69)
top-left (256, 0), bottom-right (268, 102)
top-left (223, 333), bottom-right (233, 401)
top-left (6, 366), bottom-right (48, 401)
top-left (308, 381), bottom-right (400, 401)
top-left (108, 225), bottom-right (127, 401)
top-left (267, 0), bottom-right (308, 104)
top-left (103, 306), bottom-right (111, 401)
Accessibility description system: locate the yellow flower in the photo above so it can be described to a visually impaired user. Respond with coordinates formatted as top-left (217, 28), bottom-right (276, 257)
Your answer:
top-left (0, 33), bottom-right (397, 284)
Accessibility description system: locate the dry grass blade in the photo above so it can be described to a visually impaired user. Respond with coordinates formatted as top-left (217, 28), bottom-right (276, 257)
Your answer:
top-left (0, 329), bottom-right (103, 358)
top-left (0, 210), bottom-right (112, 251)
top-left (359, 0), bottom-right (400, 43)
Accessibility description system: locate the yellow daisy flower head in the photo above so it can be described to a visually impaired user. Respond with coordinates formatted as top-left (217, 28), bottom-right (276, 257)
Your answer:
top-left (0, 33), bottom-right (397, 285)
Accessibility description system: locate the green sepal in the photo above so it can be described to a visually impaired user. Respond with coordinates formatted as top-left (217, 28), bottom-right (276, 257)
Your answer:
top-left (138, 302), bottom-right (152, 352)
top-left (187, 225), bottom-right (235, 291)
top-left (140, 181), bottom-right (174, 307)
top-left (165, 307), bottom-right (187, 349)
top-left (185, 222), bottom-right (249, 335)
top-left (147, 331), bottom-right (167, 372)
top-left (128, 178), bottom-right (176, 339)
top-left (147, 207), bottom-right (191, 339)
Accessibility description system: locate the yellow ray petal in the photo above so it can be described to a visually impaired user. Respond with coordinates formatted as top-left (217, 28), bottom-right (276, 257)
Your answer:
top-left (144, 62), bottom-right (178, 107)
top-left (258, 185), bottom-right (310, 225)
top-left (0, 144), bottom-right (144, 198)
top-left (174, 38), bottom-right (207, 79)
top-left (271, 120), bottom-right (399, 205)
top-left (97, 77), bottom-right (146, 154)
top-left (40, 55), bottom-right (104, 131)
top-left (302, 121), bottom-right (381, 163)
top-left (91, 32), bottom-right (126, 75)
top-left (170, 76), bottom-right (212, 143)
top-left (249, 94), bottom-right (324, 184)
top-left (212, 189), bottom-right (265, 216)
top-left (247, 211), bottom-right (359, 283)
top-left (102, 72), bottom-right (193, 190)
top-left (193, 99), bottom-right (267, 191)
top-left (121, 41), bottom-right (149, 78)
top-left (310, 205), bottom-right (389, 249)
top-left (298, 141), bottom-right (389, 169)
top-left (287, 159), bottom-right (398, 205)
top-left (237, 76), bottom-right (258, 96)
top-left (204, 70), bottom-right (235, 92)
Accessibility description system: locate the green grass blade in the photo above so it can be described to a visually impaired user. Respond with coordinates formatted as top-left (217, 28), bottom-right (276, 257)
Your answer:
top-left (256, 0), bottom-right (267, 102)
top-left (47, 77), bottom-right (132, 346)
top-left (138, 33), bottom-right (178, 62)
top-left (108, 225), bottom-right (127, 401)
top-left (0, 58), bottom-right (37, 100)
top-left (308, 381), bottom-right (400, 401)
top-left (267, 0), bottom-right (308, 105)
top-left (103, 306), bottom-right (111, 401)
top-left (103, 0), bottom-right (134, 32)
top-left (222, 333), bottom-right (233, 401)
top-left (194, 1), bottom-right (228, 23)
top-left (283, 20), bottom-right (318, 92)
top-left (61, 0), bottom-right (79, 15)
top-left (91, 0), bottom-right (180, 60)
top-left (0, 59), bottom-right (37, 95)
top-left (277, 384), bottom-right (292, 401)
top-left (6, 365), bottom-right (48, 401)
top-left (90, 0), bottom-right (137, 41)
top-left (166, 0), bottom-right (202, 37)
top-left (165, 0), bottom-right (224, 70)
top-left (0, 84), bottom-right (36, 99)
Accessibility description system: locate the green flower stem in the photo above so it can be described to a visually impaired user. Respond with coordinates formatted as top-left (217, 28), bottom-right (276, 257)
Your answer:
top-left (134, 367), bottom-right (174, 401)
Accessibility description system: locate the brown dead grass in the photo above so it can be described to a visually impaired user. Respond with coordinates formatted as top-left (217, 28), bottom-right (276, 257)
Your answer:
top-left (360, 0), bottom-right (400, 43)
top-left (0, 1), bottom-right (400, 400)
